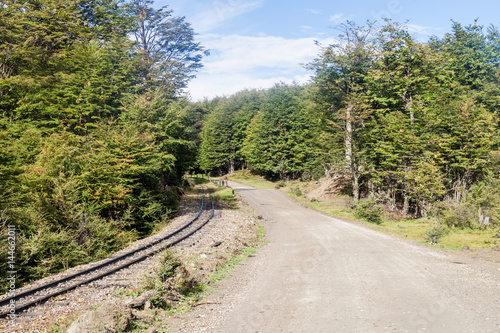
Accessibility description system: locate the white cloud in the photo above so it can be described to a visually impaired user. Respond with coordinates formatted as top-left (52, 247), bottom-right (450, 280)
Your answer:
top-left (186, 73), bottom-right (313, 100)
top-left (330, 13), bottom-right (348, 24)
top-left (306, 8), bottom-right (320, 15)
top-left (407, 24), bottom-right (443, 37)
top-left (186, 34), bottom-right (336, 100)
top-left (188, 0), bottom-right (264, 33)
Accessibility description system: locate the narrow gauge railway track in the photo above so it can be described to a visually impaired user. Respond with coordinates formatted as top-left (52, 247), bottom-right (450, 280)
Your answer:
top-left (0, 186), bottom-right (215, 318)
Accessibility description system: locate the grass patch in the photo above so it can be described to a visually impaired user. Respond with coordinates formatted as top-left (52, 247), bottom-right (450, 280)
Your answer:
top-left (208, 246), bottom-right (258, 283)
top-left (210, 186), bottom-right (238, 209)
top-left (228, 170), bottom-right (276, 189)
top-left (439, 228), bottom-right (500, 250)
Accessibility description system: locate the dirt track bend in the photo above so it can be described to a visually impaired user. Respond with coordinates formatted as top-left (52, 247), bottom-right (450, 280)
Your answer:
top-left (215, 181), bottom-right (500, 333)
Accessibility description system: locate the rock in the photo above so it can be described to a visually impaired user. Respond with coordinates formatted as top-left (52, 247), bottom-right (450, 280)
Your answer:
top-left (495, 234), bottom-right (500, 238)
top-left (67, 301), bottom-right (133, 333)
top-left (126, 290), bottom-right (155, 309)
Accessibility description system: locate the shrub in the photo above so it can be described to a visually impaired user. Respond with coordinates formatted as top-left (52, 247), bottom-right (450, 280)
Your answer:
top-left (143, 249), bottom-right (204, 310)
top-left (157, 249), bottom-right (182, 282)
top-left (435, 202), bottom-right (476, 229)
top-left (426, 224), bottom-right (449, 244)
top-left (275, 181), bottom-right (286, 189)
top-left (352, 199), bottom-right (383, 224)
top-left (290, 186), bottom-right (303, 197)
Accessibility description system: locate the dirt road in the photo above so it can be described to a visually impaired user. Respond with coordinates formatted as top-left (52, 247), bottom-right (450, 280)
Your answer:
top-left (208, 182), bottom-right (498, 333)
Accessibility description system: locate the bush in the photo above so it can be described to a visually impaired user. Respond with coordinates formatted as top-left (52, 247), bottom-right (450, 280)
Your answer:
top-left (425, 224), bottom-right (449, 244)
top-left (143, 249), bottom-right (204, 310)
top-left (352, 199), bottom-right (383, 224)
top-left (290, 186), bottom-right (303, 197)
top-left (470, 173), bottom-right (500, 228)
top-left (435, 202), bottom-right (476, 229)
top-left (157, 249), bottom-right (182, 282)
top-left (275, 181), bottom-right (286, 189)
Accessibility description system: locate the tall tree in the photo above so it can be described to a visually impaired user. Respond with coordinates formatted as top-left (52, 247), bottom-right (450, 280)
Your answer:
top-left (127, 0), bottom-right (209, 93)
top-left (199, 107), bottom-right (235, 174)
top-left (365, 20), bottom-right (448, 214)
top-left (308, 21), bottom-right (376, 200)
top-left (242, 84), bottom-right (314, 180)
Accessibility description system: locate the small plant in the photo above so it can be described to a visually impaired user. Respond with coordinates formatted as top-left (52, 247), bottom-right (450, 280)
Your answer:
top-left (426, 224), bottom-right (448, 244)
top-left (352, 199), bottom-right (383, 224)
top-left (157, 249), bottom-right (182, 282)
top-left (275, 181), bottom-right (286, 189)
top-left (141, 248), bottom-right (208, 311)
top-left (290, 186), bottom-right (303, 197)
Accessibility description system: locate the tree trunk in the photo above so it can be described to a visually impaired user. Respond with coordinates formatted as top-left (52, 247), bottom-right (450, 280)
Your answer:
top-left (353, 171), bottom-right (360, 202)
top-left (402, 194), bottom-right (410, 217)
top-left (367, 167), bottom-right (375, 199)
top-left (419, 200), bottom-right (428, 218)
top-left (345, 105), bottom-right (353, 171)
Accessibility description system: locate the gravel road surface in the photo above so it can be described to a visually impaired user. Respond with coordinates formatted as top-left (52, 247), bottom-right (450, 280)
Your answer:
top-left (209, 181), bottom-right (500, 333)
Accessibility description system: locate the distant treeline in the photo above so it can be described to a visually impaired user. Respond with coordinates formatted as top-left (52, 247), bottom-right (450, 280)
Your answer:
top-left (197, 20), bottom-right (500, 228)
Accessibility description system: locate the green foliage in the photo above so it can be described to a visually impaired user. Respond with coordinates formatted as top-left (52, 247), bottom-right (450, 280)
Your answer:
top-left (199, 108), bottom-right (237, 172)
top-left (127, 0), bottom-right (209, 92)
top-left (436, 202), bottom-right (476, 229)
top-left (242, 83), bottom-right (315, 179)
top-left (275, 181), bottom-right (286, 189)
top-left (157, 249), bottom-right (182, 282)
top-left (425, 224), bottom-right (449, 244)
top-left (352, 199), bottom-right (383, 224)
top-left (0, 0), bottom-right (207, 293)
top-left (0, 0), bottom-right (135, 131)
top-left (198, 89), bottom-right (262, 174)
top-left (143, 249), bottom-right (204, 310)
top-left (469, 172), bottom-right (500, 227)
top-left (290, 186), bottom-right (303, 197)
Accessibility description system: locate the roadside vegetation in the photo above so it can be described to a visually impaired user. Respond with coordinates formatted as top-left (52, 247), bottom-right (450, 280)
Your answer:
top-left (227, 170), bottom-right (500, 251)
top-left (0, 0), bottom-right (208, 293)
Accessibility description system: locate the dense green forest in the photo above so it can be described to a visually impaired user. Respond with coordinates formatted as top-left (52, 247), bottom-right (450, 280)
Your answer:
top-left (0, 0), bottom-right (208, 291)
top-left (198, 20), bottom-right (500, 229)
top-left (1, 0), bottom-right (499, 292)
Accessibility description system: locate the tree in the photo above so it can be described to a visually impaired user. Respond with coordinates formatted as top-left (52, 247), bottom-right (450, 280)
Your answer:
top-left (199, 107), bottom-right (235, 174)
top-left (242, 83), bottom-right (314, 180)
top-left (127, 0), bottom-right (209, 93)
top-left (431, 20), bottom-right (498, 91)
top-left (364, 20), bottom-right (449, 213)
top-left (308, 21), bottom-right (376, 200)
top-left (120, 89), bottom-right (197, 184)
top-left (0, 0), bottom-right (136, 131)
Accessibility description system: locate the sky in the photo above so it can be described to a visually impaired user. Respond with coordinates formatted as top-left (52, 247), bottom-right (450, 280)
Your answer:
top-left (158, 0), bottom-right (500, 101)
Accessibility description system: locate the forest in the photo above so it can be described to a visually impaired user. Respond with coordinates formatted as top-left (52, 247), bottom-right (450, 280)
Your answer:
top-left (1, 0), bottom-right (499, 291)
top-left (0, 0), bottom-right (208, 291)
top-left (198, 20), bottom-right (500, 228)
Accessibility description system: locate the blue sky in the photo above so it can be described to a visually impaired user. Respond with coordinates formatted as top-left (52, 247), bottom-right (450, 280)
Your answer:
top-left (160, 0), bottom-right (500, 100)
